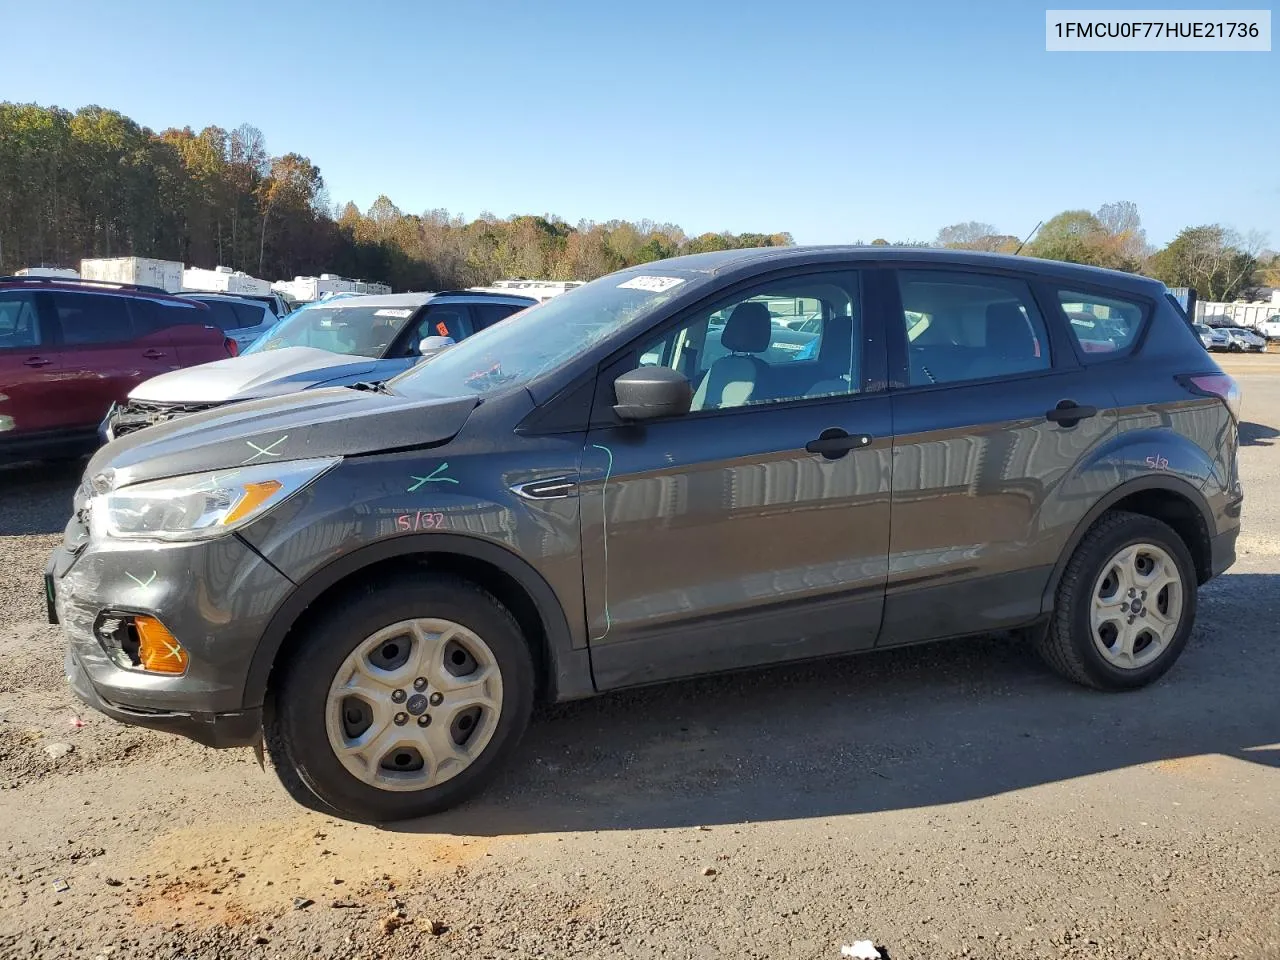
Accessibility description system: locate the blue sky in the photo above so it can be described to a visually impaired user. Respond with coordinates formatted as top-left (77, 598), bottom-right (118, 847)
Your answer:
top-left (2, 0), bottom-right (1275, 247)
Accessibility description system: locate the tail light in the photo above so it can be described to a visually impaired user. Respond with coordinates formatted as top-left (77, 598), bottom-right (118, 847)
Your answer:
top-left (224, 337), bottom-right (239, 357)
top-left (1179, 373), bottom-right (1241, 421)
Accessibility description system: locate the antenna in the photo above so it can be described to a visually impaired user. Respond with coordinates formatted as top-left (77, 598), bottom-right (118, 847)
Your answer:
top-left (1013, 220), bottom-right (1043, 256)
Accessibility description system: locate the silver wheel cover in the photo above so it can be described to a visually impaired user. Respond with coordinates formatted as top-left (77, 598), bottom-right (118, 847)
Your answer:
top-left (1089, 543), bottom-right (1185, 670)
top-left (325, 618), bottom-right (503, 792)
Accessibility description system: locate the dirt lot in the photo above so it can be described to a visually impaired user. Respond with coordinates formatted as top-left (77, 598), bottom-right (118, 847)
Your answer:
top-left (1, 355), bottom-right (1277, 960)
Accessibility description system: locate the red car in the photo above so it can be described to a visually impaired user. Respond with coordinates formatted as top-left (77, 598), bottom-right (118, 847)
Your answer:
top-left (0, 277), bottom-right (237, 463)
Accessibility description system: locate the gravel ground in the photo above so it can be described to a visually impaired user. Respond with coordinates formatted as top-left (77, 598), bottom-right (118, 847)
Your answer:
top-left (1, 356), bottom-right (1277, 960)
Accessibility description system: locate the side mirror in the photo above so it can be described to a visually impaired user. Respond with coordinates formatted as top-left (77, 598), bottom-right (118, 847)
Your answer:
top-left (417, 335), bottom-right (455, 358)
top-left (613, 366), bottom-right (692, 421)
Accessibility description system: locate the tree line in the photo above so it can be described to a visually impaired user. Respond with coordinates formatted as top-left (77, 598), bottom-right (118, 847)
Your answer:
top-left (896, 202), bottom-right (1276, 302)
top-left (0, 103), bottom-right (792, 290)
top-left (2, 102), bottom-right (1273, 301)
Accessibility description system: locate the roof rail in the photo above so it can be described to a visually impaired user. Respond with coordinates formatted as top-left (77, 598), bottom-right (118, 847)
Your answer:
top-left (0, 275), bottom-right (172, 296)
top-left (431, 289), bottom-right (539, 300)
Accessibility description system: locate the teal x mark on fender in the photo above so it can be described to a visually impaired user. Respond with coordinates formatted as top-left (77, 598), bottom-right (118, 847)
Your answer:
top-left (408, 463), bottom-right (460, 492)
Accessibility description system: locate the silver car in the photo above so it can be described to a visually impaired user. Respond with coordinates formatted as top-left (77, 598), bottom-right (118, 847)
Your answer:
top-left (180, 293), bottom-right (280, 352)
top-left (1194, 323), bottom-right (1230, 351)
top-left (1221, 326), bottom-right (1266, 353)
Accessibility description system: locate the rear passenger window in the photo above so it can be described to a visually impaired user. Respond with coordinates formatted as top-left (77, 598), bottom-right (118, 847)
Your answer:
top-left (896, 271), bottom-right (1050, 386)
top-left (230, 302), bottom-right (268, 328)
top-left (1058, 290), bottom-right (1144, 358)
top-left (199, 300), bottom-right (247, 331)
top-left (52, 293), bottom-right (134, 345)
top-left (0, 293), bottom-right (43, 348)
top-left (472, 303), bottom-right (524, 330)
top-left (129, 298), bottom-right (205, 335)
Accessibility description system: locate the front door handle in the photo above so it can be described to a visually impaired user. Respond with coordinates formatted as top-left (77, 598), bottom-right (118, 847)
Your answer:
top-left (22, 356), bottom-right (52, 368)
top-left (805, 427), bottom-right (874, 460)
top-left (142, 349), bottom-right (166, 359)
top-left (1045, 400), bottom-right (1098, 426)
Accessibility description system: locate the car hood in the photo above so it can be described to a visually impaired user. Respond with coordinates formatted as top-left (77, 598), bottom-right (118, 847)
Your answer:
top-left (89, 386), bottom-right (480, 488)
top-left (128, 347), bottom-right (381, 403)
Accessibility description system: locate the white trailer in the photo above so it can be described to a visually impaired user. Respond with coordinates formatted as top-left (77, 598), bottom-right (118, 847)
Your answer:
top-left (272, 273), bottom-right (391, 303)
top-left (16, 266), bottom-right (80, 279)
top-left (468, 279), bottom-right (585, 302)
top-left (1195, 295), bottom-right (1280, 331)
top-left (183, 265), bottom-right (273, 297)
top-left (80, 257), bottom-right (183, 293)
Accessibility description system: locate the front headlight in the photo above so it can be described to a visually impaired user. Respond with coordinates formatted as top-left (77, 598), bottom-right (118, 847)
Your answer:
top-left (90, 458), bottom-right (340, 542)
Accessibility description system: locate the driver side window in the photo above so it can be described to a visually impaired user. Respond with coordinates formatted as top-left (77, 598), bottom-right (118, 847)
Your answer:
top-left (636, 271), bottom-right (861, 412)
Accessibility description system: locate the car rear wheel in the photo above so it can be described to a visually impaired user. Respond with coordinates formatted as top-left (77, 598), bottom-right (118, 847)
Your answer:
top-left (1036, 510), bottom-right (1197, 690)
top-left (265, 572), bottom-right (534, 822)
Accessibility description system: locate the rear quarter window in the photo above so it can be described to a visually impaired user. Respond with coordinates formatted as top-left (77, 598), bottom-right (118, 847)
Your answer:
top-left (129, 298), bottom-right (208, 335)
top-left (1057, 289), bottom-right (1147, 359)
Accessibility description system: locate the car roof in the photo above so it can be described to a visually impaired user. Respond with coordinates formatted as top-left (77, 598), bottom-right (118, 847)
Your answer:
top-left (0, 275), bottom-right (196, 302)
top-left (620, 246), bottom-right (1169, 297)
top-left (181, 292), bottom-right (273, 308)
top-left (307, 292), bottom-right (433, 309)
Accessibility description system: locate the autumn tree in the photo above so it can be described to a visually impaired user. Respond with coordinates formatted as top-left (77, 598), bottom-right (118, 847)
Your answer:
top-left (1147, 226), bottom-right (1261, 301)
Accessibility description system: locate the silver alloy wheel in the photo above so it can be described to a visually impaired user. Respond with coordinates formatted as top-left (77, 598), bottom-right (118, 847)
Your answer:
top-left (1090, 542), bottom-right (1185, 670)
top-left (325, 618), bottom-right (503, 792)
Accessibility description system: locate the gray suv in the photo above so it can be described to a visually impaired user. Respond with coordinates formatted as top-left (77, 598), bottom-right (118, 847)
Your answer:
top-left (46, 247), bottom-right (1242, 822)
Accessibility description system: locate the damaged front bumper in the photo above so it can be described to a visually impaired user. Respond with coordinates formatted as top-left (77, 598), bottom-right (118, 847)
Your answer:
top-left (47, 527), bottom-right (294, 749)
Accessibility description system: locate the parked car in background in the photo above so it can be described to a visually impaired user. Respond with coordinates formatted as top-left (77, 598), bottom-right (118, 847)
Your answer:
top-left (1221, 327), bottom-right (1266, 353)
top-left (52, 247), bottom-right (1241, 821)
top-left (100, 290), bottom-right (535, 440)
top-left (1194, 323), bottom-right (1230, 351)
top-left (180, 292), bottom-right (279, 351)
top-left (0, 276), bottom-right (235, 462)
top-left (1258, 314), bottom-right (1280, 341)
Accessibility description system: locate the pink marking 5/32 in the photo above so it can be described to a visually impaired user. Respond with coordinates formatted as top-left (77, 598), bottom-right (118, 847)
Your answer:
top-left (396, 511), bottom-right (446, 531)
top-left (1145, 454), bottom-right (1169, 470)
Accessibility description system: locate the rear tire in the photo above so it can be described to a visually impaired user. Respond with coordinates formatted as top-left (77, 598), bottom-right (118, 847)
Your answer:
top-left (1036, 511), bottom-right (1197, 690)
top-left (265, 572), bottom-right (535, 822)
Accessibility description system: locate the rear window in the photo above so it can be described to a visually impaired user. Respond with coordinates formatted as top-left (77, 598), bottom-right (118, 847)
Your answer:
top-left (196, 299), bottom-right (250, 331)
top-left (129, 298), bottom-right (207, 335)
top-left (1059, 290), bottom-right (1145, 358)
top-left (51, 292), bottom-right (134, 345)
top-left (472, 302), bottom-right (526, 330)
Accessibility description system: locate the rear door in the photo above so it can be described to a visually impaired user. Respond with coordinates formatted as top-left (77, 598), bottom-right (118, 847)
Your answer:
top-left (48, 291), bottom-right (176, 427)
top-left (882, 267), bottom-right (1118, 646)
top-left (0, 290), bottom-right (65, 437)
top-left (128, 296), bottom-right (220, 366)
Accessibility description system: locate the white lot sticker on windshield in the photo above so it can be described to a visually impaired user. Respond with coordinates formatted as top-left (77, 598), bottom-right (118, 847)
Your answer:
top-left (617, 276), bottom-right (685, 293)
top-left (374, 308), bottom-right (414, 318)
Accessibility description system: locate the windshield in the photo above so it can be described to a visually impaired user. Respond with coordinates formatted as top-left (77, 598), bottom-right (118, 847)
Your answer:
top-left (390, 271), bottom-right (695, 398)
top-left (243, 301), bottom-right (415, 358)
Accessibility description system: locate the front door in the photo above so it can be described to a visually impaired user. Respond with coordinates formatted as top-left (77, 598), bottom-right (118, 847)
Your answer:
top-left (580, 267), bottom-right (893, 689)
top-left (0, 290), bottom-right (64, 438)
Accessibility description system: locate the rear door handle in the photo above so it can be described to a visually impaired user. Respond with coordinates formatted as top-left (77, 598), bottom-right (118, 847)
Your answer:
top-left (806, 427), bottom-right (874, 460)
top-left (142, 349), bottom-right (166, 359)
top-left (22, 357), bottom-right (52, 368)
top-left (1045, 400), bottom-right (1098, 425)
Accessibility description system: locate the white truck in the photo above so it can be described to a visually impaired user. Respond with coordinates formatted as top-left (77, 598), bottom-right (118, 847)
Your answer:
top-left (272, 273), bottom-right (392, 303)
top-left (16, 266), bottom-right (80, 279)
top-left (183, 265), bottom-right (273, 297)
top-left (79, 257), bottom-right (183, 293)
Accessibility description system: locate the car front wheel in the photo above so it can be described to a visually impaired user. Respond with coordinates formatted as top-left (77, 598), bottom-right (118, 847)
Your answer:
top-left (265, 572), bottom-right (535, 822)
top-left (1036, 510), bottom-right (1197, 690)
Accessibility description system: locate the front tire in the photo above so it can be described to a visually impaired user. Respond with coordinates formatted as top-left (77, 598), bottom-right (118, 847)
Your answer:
top-left (265, 572), bottom-right (535, 822)
top-left (1036, 511), bottom-right (1197, 690)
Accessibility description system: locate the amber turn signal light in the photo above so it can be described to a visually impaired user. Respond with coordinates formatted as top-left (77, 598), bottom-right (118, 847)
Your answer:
top-left (134, 616), bottom-right (189, 674)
